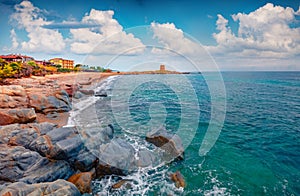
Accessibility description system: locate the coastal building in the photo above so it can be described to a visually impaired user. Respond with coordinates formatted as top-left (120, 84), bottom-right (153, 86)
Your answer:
top-left (49, 58), bottom-right (74, 69)
top-left (35, 60), bottom-right (52, 67)
top-left (160, 64), bottom-right (166, 71)
top-left (0, 54), bottom-right (34, 63)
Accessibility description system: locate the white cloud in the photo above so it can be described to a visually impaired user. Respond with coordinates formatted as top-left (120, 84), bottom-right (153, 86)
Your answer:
top-left (70, 9), bottom-right (145, 55)
top-left (10, 0), bottom-right (65, 53)
top-left (10, 29), bottom-right (19, 49)
top-left (150, 22), bottom-right (202, 56)
top-left (208, 3), bottom-right (300, 58)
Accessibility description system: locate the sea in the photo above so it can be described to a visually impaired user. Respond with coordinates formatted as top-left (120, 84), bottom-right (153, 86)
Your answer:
top-left (70, 72), bottom-right (300, 195)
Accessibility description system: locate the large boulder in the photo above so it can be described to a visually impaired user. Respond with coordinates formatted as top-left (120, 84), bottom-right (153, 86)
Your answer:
top-left (0, 108), bottom-right (36, 126)
top-left (146, 128), bottom-right (184, 160)
top-left (0, 144), bottom-right (74, 184)
top-left (0, 122), bottom-right (56, 146)
top-left (0, 179), bottom-right (81, 196)
top-left (28, 90), bottom-right (71, 114)
top-left (0, 85), bottom-right (28, 109)
top-left (96, 138), bottom-right (136, 177)
top-left (136, 149), bottom-right (159, 168)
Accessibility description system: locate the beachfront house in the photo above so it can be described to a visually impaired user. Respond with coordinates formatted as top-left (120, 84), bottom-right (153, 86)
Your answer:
top-left (49, 58), bottom-right (74, 69)
top-left (0, 54), bottom-right (34, 63)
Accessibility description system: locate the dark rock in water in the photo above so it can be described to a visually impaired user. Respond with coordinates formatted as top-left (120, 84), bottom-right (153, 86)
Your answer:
top-left (112, 179), bottom-right (132, 189)
top-left (170, 171), bottom-right (185, 188)
top-left (96, 138), bottom-right (136, 177)
top-left (0, 179), bottom-right (81, 196)
top-left (137, 149), bottom-right (159, 168)
top-left (0, 144), bottom-right (74, 184)
top-left (146, 128), bottom-right (184, 160)
top-left (95, 89), bottom-right (107, 97)
top-left (0, 108), bottom-right (36, 125)
top-left (68, 170), bottom-right (94, 194)
top-left (28, 90), bottom-right (71, 114)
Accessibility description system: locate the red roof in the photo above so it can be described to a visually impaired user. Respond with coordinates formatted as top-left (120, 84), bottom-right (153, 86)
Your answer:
top-left (0, 54), bottom-right (33, 58)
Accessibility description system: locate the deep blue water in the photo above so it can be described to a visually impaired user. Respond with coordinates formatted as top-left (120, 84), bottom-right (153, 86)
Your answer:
top-left (88, 72), bottom-right (300, 195)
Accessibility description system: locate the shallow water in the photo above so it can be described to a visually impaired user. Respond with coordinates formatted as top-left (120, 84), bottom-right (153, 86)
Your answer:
top-left (72, 72), bottom-right (300, 195)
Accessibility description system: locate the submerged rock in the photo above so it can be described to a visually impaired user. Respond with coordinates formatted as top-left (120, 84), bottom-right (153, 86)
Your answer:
top-left (95, 89), bottom-right (107, 97)
top-left (112, 179), bottom-right (132, 189)
top-left (170, 171), bottom-right (185, 188)
top-left (146, 128), bottom-right (184, 160)
top-left (0, 108), bottom-right (36, 125)
top-left (0, 179), bottom-right (81, 196)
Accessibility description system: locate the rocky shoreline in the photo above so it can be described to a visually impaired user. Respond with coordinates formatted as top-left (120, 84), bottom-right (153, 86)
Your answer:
top-left (0, 72), bottom-right (185, 195)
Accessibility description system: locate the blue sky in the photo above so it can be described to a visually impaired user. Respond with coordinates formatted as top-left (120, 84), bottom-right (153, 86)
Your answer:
top-left (0, 0), bottom-right (299, 71)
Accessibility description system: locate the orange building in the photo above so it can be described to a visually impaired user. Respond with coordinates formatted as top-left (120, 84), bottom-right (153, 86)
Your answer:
top-left (49, 58), bottom-right (74, 69)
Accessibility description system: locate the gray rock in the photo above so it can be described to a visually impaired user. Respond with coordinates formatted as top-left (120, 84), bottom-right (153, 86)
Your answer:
top-left (0, 144), bottom-right (74, 184)
top-left (28, 90), bottom-right (71, 114)
top-left (0, 122), bottom-right (56, 145)
top-left (137, 149), bottom-right (159, 167)
top-left (96, 138), bottom-right (136, 177)
top-left (146, 128), bottom-right (184, 160)
top-left (0, 179), bottom-right (81, 196)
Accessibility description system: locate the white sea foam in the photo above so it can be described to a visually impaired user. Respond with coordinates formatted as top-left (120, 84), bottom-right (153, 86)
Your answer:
top-left (65, 75), bottom-right (119, 127)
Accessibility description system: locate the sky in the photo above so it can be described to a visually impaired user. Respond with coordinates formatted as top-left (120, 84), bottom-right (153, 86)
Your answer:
top-left (0, 0), bottom-right (300, 71)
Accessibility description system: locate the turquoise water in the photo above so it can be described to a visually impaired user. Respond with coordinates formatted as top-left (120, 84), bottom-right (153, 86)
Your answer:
top-left (90, 72), bottom-right (300, 195)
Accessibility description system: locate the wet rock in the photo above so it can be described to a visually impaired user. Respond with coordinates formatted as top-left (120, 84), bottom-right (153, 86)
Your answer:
top-left (137, 149), bottom-right (159, 167)
top-left (170, 171), bottom-right (185, 188)
top-left (68, 171), bottom-right (94, 194)
top-left (0, 144), bottom-right (74, 184)
top-left (0, 85), bottom-right (28, 109)
top-left (28, 90), bottom-right (71, 114)
top-left (96, 138), bottom-right (136, 177)
top-left (146, 128), bottom-right (184, 160)
top-left (95, 89), bottom-right (107, 97)
top-left (112, 179), bottom-right (132, 189)
top-left (0, 108), bottom-right (36, 126)
top-left (0, 179), bottom-right (81, 196)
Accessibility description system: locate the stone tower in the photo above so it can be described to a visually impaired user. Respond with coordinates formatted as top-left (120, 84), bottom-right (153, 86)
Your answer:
top-left (160, 64), bottom-right (166, 71)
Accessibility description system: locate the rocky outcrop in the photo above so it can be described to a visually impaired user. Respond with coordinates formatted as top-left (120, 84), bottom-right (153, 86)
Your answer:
top-left (0, 85), bottom-right (28, 109)
top-left (68, 171), bottom-right (94, 194)
top-left (136, 149), bottom-right (159, 167)
top-left (96, 138), bottom-right (136, 177)
top-left (0, 144), bottom-right (73, 184)
top-left (146, 128), bottom-right (184, 160)
top-left (28, 90), bottom-right (71, 114)
top-left (170, 171), bottom-right (185, 188)
top-left (0, 108), bottom-right (36, 125)
top-left (0, 179), bottom-right (81, 196)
